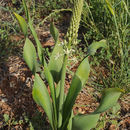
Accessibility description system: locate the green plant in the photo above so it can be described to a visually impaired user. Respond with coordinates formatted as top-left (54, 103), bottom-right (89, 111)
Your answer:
top-left (81, 0), bottom-right (129, 92)
top-left (0, 1), bottom-right (24, 58)
top-left (3, 114), bottom-right (23, 129)
top-left (14, 0), bottom-right (124, 129)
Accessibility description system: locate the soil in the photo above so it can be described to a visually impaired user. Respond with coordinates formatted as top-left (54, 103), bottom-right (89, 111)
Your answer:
top-left (0, 1), bottom-right (129, 129)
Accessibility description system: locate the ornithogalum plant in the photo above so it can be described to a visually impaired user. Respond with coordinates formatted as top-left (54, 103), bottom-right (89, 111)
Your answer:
top-left (14, 0), bottom-right (124, 130)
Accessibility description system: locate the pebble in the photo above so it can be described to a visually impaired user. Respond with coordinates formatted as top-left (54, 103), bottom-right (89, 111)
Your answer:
top-left (1, 98), bottom-right (8, 103)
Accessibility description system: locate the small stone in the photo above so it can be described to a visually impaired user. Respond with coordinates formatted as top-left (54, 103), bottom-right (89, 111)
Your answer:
top-left (10, 82), bottom-right (14, 88)
top-left (78, 108), bottom-right (82, 113)
top-left (68, 75), bottom-right (72, 79)
top-left (1, 98), bottom-right (8, 103)
top-left (109, 124), bottom-right (116, 130)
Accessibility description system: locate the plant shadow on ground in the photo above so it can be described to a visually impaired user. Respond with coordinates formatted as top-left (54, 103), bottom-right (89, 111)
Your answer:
top-left (0, 55), bottom-right (51, 129)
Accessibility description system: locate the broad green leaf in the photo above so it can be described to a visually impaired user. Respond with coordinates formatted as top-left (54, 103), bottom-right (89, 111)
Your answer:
top-left (48, 23), bottom-right (64, 83)
top-left (50, 22), bottom-right (59, 43)
top-left (32, 74), bottom-right (53, 128)
top-left (71, 88), bottom-right (123, 130)
top-left (48, 23), bottom-right (64, 84)
top-left (58, 56), bottom-right (67, 128)
top-left (48, 43), bottom-right (64, 83)
top-left (72, 114), bottom-right (100, 130)
top-left (62, 57), bottom-right (90, 129)
top-left (87, 39), bottom-right (107, 56)
top-left (23, 38), bottom-right (37, 74)
top-left (94, 88), bottom-right (124, 114)
top-left (13, 12), bottom-right (27, 37)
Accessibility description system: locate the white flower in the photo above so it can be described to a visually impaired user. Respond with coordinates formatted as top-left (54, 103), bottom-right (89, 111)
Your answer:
top-left (69, 56), bottom-right (77, 62)
top-left (64, 48), bottom-right (75, 55)
top-left (58, 41), bottom-right (64, 46)
top-left (54, 52), bottom-right (62, 60)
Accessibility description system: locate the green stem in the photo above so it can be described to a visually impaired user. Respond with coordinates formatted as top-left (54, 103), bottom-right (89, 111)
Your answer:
top-left (37, 9), bottom-right (72, 28)
top-left (58, 55), bottom-right (68, 129)
top-left (44, 59), bottom-right (57, 130)
top-left (28, 19), bottom-right (43, 63)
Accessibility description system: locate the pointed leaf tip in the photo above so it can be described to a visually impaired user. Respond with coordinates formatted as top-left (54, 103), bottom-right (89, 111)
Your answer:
top-left (87, 39), bottom-right (107, 56)
top-left (13, 12), bottom-right (28, 37)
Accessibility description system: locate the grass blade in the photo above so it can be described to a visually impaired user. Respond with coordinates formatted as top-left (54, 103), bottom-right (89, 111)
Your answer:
top-left (105, 0), bottom-right (115, 16)
top-left (22, 0), bottom-right (29, 21)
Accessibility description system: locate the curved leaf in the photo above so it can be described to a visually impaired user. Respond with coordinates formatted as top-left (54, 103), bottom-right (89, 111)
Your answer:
top-left (87, 39), bottom-right (107, 56)
top-left (72, 114), bottom-right (100, 130)
top-left (23, 38), bottom-right (37, 74)
top-left (62, 57), bottom-right (90, 129)
top-left (48, 23), bottom-right (64, 83)
top-left (72, 88), bottom-right (124, 130)
top-left (13, 12), bottom-right (27, 37)
top-left (32, 74), bottom-right (53, 128)
top-left (94, 88), bottom-right (124, 114)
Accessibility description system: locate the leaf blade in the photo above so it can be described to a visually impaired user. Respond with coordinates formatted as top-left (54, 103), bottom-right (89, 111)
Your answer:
top-left (23, 38), bottom-right (37, 74)
top-left (48, 23), bottom-right (64, 83)
top-left (87, 39), bottom-right (107, 56)
top-left (72, 114), bottom-right (100, 130)
top-left (32, 74), bottom-right (53, 128)
top-left (62, 57), bottom-right (90, 128)
top-left (94, 88), bottom-right (124, 114)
